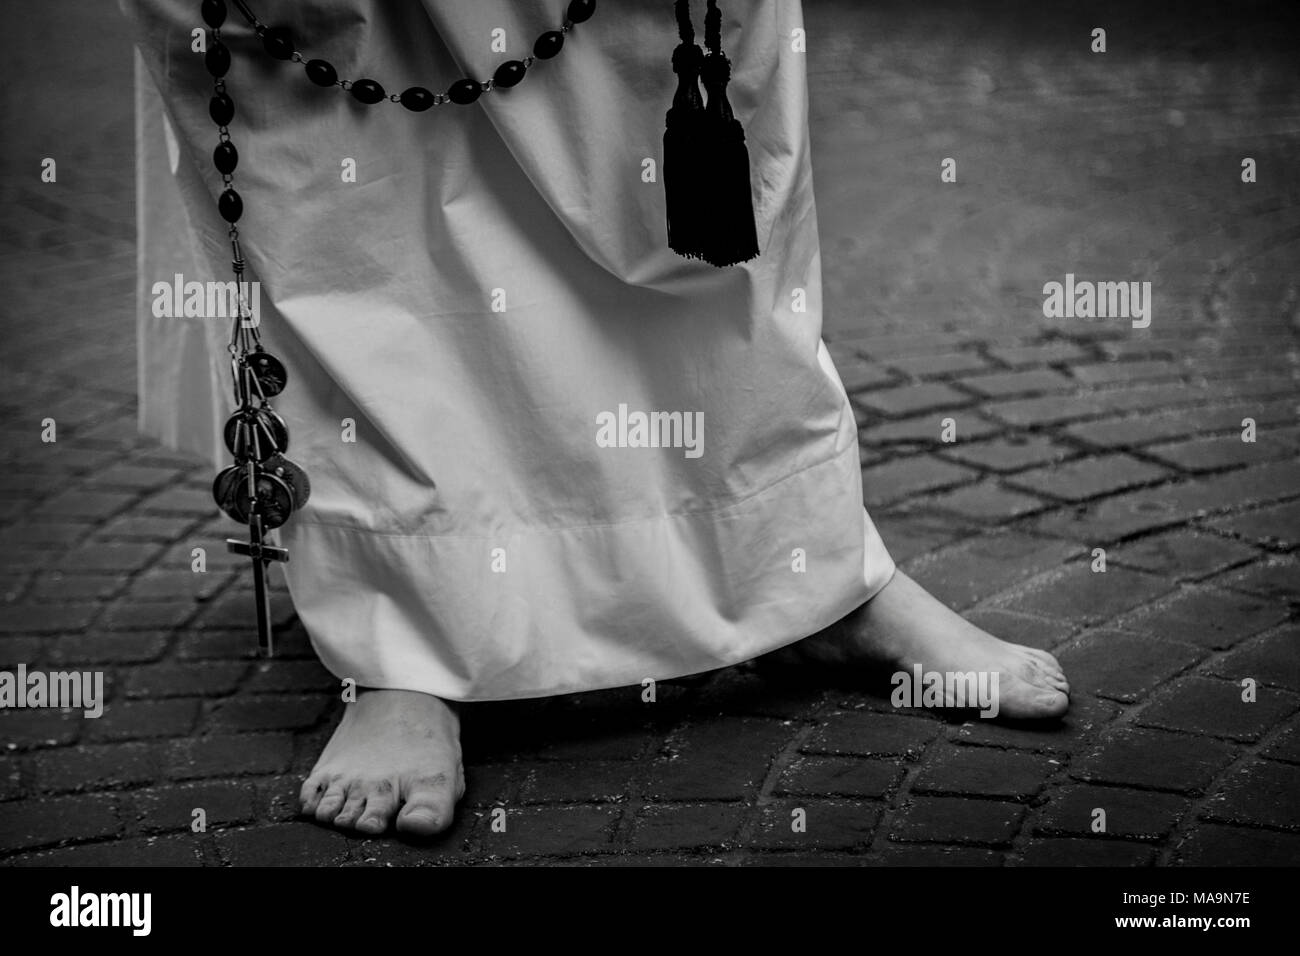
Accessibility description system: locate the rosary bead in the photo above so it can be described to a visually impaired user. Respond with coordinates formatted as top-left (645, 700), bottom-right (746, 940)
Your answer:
top-left (448, 78), bottom-right (482, 104)
top-left (492, 60), bottom-right (526, 89)
top-left (350, 78), bottom-right (386, 104)
top-left (305, 58), bottom-right (337, 87)
top-left (213, 140), bottom-right (238, 175)
top-left (200, 0), bottom-right (226, 29)
top-left (533, 30), bottom-right (564, 59)
top-left (567, 0), bottom-right (596, 24)
top-left (204, 40), bottom-right (231, 77)
top-left (262, 26), bottom-right (295, 60)
top-left (399, 86), bottom-right (435, 111)
top-left (219, 187), bottom-right (244, 223)
top-left (209, 92), bottom-right (235, 126)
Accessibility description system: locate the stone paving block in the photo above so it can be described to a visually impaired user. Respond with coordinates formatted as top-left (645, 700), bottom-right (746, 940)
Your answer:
top-left (1212, 559), bottom-right (1300, 602)
top-left (940, 435), bottom-right (1072, 472)
top-left (754, 799), bottom-right (882, 849)
top-left (835, 358), bottom-right (896, 392)
top-left (48, 632), bottom-right (170, 665)
top-left (890, 796), bottom-right (1024, 846)
top-left (922, 481), bottom-right (1050, 522)
top-left (1174, 823), bottom-right (1300, 866)
top-left (1055, 629), bottom-right (1204, 702)
top-left (1071, 360), bottom-right (1183, 386)
top-left (57, 540), bottom-right (164, 574)
top-left (203, 694), bottom-right (331, 733)
top-left (85, 698), bottom-right (200, 741)
top-left (0, 709), bottom-right (83, 749)
top-left (98, 600), bottom-right (194, 631)
top-left (29, 572), bottom-right (126, 602)
top-left (992, 563), bottom-right (1174, 625)
top-left (215, 823), bottom-right (351, 866)
top-left (961, 368), bottom-right (1076, 398)
top-left (953, 694), bottom-right (1119, 753)
top-left (647, 717), bottom-right (791, 800)
top-left (1147, 433), bottom-right (1292, 473)
top-left (32, 741), bottom-right (164, 793)
top-left (0, 602), bottom-right (100, 634)
top-left (862, 455), bottom-right (979, 505)
top-left (478, 805), bottom-right (619, 857)
top-left (1034, 785), bottom-right (1189, 840)
top-left (1070, 728), bottom-right (1237, 793)
top-left (519, 761), bottom-right (635, 804)
top-left (884, 352), bottom-right (992, 378)
top-left (8, 833), bottom-right (202, 867)
top-left (987, 342), bottom-right (1091, 367)
top-left (1261, 722), bottom-right (1300, 764)
top-left (1115, 587), bottom-right (1288, 650)
top-left (872, 844), bottom-right (1003, 866)
top-left (0, 793), bottom-right (120, 850)
top-left (1209, 627), bottom-right (1300, 692)
top-left (861, 413), bottom-right (1001, 445)
top-left (1205, 499), bottom-right (1300, 549)
top-left (124, 661), bottom-right (248, 698)
top-left (855, 383), bottom-right (975, 417)
top-left (775, 756), bottom-right (903, 799)
top-left (1111, 529), bottom-right (1258, 580)
top-left (804, 712), bottom-right (942, 758)
top-left (127, 781), bottom-right (258, 834)
top-left (166, 732), bottom-right (295, 780)
top-left (1201, 760), bottom-right (1300, 831)
top-left (631, 803), bottom-right (745, 851)
top-left (242, 659), bottom-right (338, 694)
top-left (1014, 837), bottom-right (1155, 866)
top-left (911, 746), bottom-right (1057, 799)
top-left (1135, 676), bottom-right (1297, 742)
top-left (1006, 454), bottom-right (1169, 502)
top-left (906, 533), bottom-right (1079, 610)
top-left (983, 393), bottom-right (1113, 427)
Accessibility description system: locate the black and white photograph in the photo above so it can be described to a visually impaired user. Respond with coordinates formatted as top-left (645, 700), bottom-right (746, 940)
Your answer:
top-left (0, 0), bottom-right (1296, 931)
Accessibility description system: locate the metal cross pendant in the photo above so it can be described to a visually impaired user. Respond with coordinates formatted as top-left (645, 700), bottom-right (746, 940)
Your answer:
top-left (226, 510), bottom-right (289, 655)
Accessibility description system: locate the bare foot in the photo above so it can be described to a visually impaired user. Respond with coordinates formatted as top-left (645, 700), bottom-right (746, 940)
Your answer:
top-left (787, 570), bottom-right (1070, 720)
top-left (299, 688), bottom-right (465, 836)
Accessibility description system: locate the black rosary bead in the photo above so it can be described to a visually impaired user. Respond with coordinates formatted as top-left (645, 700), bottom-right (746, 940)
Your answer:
top-left (447, 78), bottom-right (482, 105)
top-left (213, 140), bottom-right (238, 175)
top-left (262, 26), bottom-right (295, 60)
top-left (350, 78), bottom-right (386, 104)
top-left (533, 30), bottom-right (564, 59)
top-left (218, 187), bottom-right (244, 223)
top-left (305, 58), bottom-right (337, 87)
top-left (399, 86), bottom-right (435, 111)
top-left (205, 40), bottom-right (231, 77)
top-left (209, 92), bottom-right (235, 126)
top-left (201, 0), bottom-right (226, 29)
top-left (492, 60), bottom-right (526, 89)
top-left (567, 0), bottom-right (596, 24)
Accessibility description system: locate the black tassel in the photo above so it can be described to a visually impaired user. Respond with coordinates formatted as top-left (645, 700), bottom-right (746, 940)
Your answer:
top-left (664, 1), bottom-right (709, 261)
top-left (664, 0), bottom-right (759, 268)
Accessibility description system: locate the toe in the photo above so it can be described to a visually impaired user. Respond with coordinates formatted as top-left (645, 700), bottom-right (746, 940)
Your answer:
top-left (357, 779), bottom-right (399, 835)
top-left (314, 779), bottom-right (348, 824)
top-left (1038, 689), bottom-right (1070, 717)
top-left (300, 775), bottom-right (327, 815)
top-left (332, 784), bottom-right (368, 829)
top-left (396, 774), bottom-right (457, 836)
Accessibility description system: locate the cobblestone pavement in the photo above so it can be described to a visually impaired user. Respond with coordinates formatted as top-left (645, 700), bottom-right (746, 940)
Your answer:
top-left (1, 1), bottom-right (1297, 865)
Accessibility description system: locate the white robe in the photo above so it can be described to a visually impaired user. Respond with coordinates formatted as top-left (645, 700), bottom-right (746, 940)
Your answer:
top-left (124, 0), bottom-right (895, 700)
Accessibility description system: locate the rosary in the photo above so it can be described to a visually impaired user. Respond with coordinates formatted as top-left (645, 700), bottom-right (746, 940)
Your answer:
top-left (197, 0), bottom-right (758, 653)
